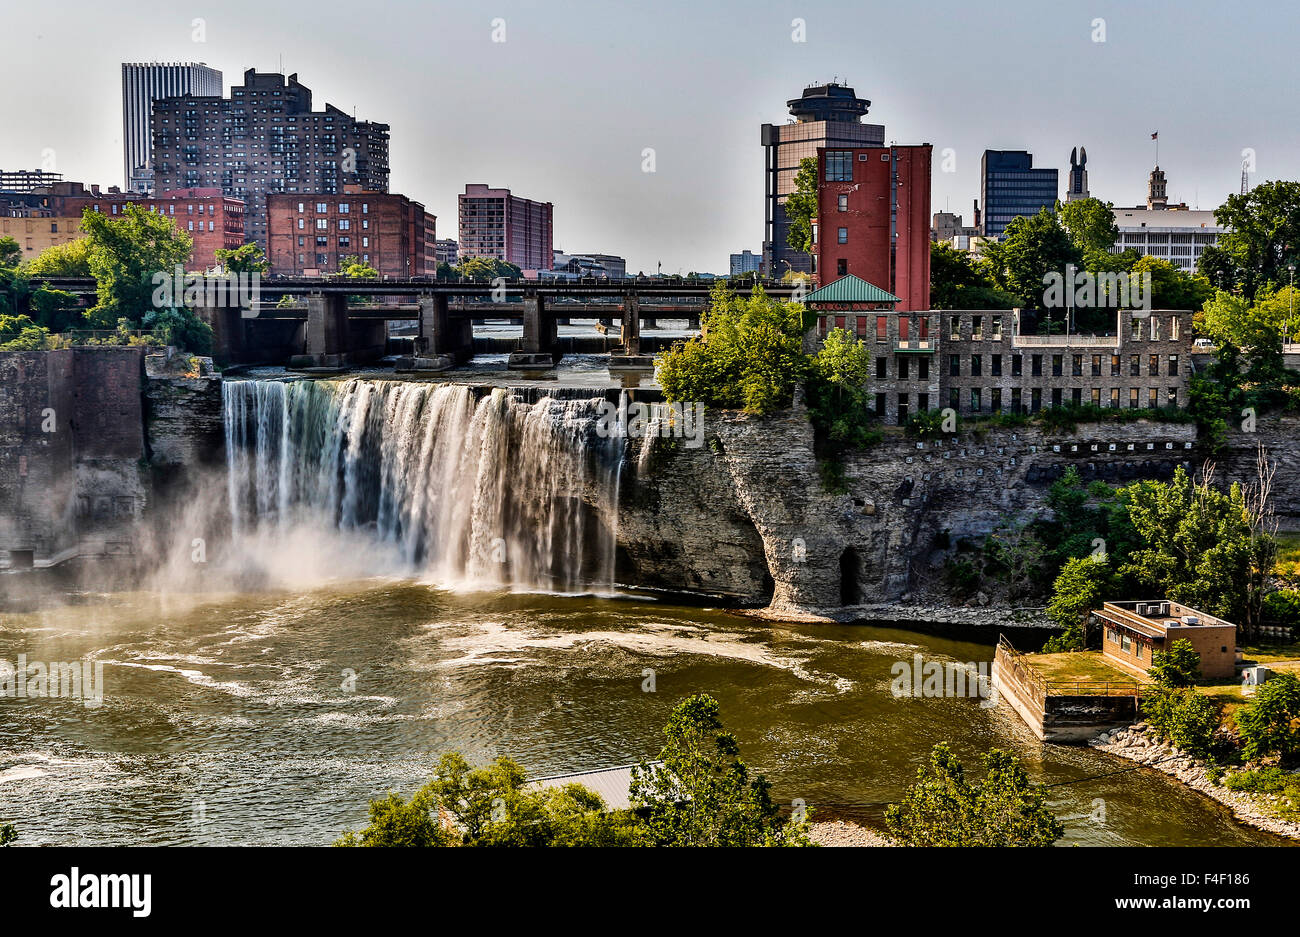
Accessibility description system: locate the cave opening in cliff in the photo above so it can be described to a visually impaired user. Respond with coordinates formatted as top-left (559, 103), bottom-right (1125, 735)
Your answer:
top-left (839, 547), bottom-right (861, 606)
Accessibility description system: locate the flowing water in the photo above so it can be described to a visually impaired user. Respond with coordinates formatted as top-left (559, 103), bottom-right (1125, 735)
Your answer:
top-left (0, 377), bottom-right (1287, 846)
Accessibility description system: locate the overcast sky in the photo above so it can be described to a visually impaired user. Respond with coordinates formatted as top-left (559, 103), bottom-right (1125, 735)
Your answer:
top-left (3, 0), bottom-right (1297, 273)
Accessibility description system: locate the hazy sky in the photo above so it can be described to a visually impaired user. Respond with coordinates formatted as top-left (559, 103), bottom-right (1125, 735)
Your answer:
top-left (4, 0), bottom-right (1298, 273)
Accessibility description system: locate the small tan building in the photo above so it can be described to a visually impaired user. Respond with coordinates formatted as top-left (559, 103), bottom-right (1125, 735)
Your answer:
top-left (1093, 600), bottom-right (1236, 680)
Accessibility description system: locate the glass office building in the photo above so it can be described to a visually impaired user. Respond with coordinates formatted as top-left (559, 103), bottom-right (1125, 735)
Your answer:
top-left (980, 150), bottom-right (1059, 238)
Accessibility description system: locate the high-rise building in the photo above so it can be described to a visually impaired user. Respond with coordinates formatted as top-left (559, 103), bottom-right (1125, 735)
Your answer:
top-left (1066, 146), bottom-right (1089, 201)
top-left (980, 150), bottom-right (1058, 238)
top-left (151, 70), bottom-right (390, 248)
top-left (121, 63), bottom-right (223, 194)
top-left (730, 250), bottom-right (762, 275)
top-left (435, 238), bottom-right (460, 266)
top-left (457, 184), bottom-right (553, 273)
top-left (761, 83), bottom-right (885, 275)
top-left (267, 187), bottom-right (435, 277)
top-left (0, 169), bottom-right (65, 194)
top-left (812, 144), bottom-right (932, 310)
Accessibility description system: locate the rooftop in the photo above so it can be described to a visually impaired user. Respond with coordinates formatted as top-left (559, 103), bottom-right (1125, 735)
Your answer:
top-left (805, 274), bottom-right (899, 305)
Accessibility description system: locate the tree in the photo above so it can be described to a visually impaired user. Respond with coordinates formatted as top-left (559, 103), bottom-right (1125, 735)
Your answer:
top-left (0, 822), bottom-right (15, 847)
top-left (0, 314), bottom-right (52, 350)
top-left (1149, 638), bottom-right (1202, 687)
top-left (981, 208), bottom-right (1082, 317)
top-left (0, 237), bottom-right (25, 315)
top-left (1044, 556), bottom-right (1114, 651)
top-left (1142, 687), bottom-right (1221, 758)
top-left (930, 242), bottom-right (1022, 309)
top-left (1058, 197), bottom-right (1119, 255)
top-left (336, 752), bottom-right (642, 847)
top-left (629, 693), bottom-right (810, 846)
top-left (28, 286), bottom-right (83, 332)
top-left (338, 255), bottom-right (379, 279)
top-left (1234, 672), bottom-right (1300, 764)
top-left (884, 743), bottom-right (1063, 846)
top-left (657, 281), bottom-right (810, 414)
top-left (141, 306), bottom-right (213, 355)
top-left (80, 203), bottom-right (193, 329)
top-left (455, 256), bottom-right (522, 282)
top-left (23, 237), bottom-right (92, 277)
top-left (785, 156), bottom-right (819, 256)
top-left (214, 242), bottom-right (269, 274)
top-left (1198, 180), bottom-right (1300, 299)
top-left (1130, 256), bottom-right (1213, 312)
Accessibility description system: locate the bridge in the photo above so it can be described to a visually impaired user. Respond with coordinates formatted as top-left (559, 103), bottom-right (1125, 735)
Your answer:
top-left (34, 277), bottom-right (803, 370)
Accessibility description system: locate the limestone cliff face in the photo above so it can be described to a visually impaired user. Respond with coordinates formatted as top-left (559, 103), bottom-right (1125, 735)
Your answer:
top-left (616, 408), bottom-right (1217, 616)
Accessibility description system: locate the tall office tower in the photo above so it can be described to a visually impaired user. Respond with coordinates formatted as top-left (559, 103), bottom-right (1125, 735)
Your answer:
top-left (1066, 146), bottom-right (1089, 201)
top-left (979, 150), bottom-right (1059, 238)
top-left (457, 184), bottom-right (553, 273)
top-left (761, 83), bottom-right (885, 275)
top-left (151, 70), bottom-right (390, 248)
top-left (122, 63), bottom-right (223, 194)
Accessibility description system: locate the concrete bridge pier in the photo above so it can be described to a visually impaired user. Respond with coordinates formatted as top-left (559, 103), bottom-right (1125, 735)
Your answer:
top-left (302, 292), bottom-right (351, 367)
top-left (196, 303), bottom-right (247, 366)
top-left (412, 294), bottom-right (473, 369)
top-left (509, 292), bottom-right (560, 369)
top-left (610, 292), bottom-right (655, 369)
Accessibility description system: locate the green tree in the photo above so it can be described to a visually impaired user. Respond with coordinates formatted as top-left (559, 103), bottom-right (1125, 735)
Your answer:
top-left (629, 693), bottom-right (810, 847)
top-left (23, 237), bottom-right (92, 277)
top-left (80, 203), bottom-right (193, 329)
top-left (141, 306), bottom-right (213, 355)
top-left (28, 286), bottom-right (83, 332)
top-left (214, 242), bottom-right (269, 274)
top-left (1234, 672), bottom-right (1300, 764)
top-left (657, 281), bottom-right (810, 414)
top-left (1131, 255), bottom-right (1213, 312)
top-left (785, 156), bottom-right (819, 256)
top-left (0, 237), bottom-right (25, 315)
top-left (1044, 556), bottom-right (1114, 651)
top-left (0, 822), bottom-right (15, 847)
top-left (981, 208), bottom-right (1082, 316)
top-left (1198, 180), bottom-right (1300, 299)
top-left (930, 242), bottom-right (1022, 309)
top-left (338, 255), bottom-right (379, 279)
top-left (455, 256), bottom-right (523, 282)
top-left (884, 743), bottom-right (1063, 847)
top-left (1142, 687), bottom-right (1221, 758)
top-left (0, 314), bottom-right (52, 350)
top-left (1057, 197), bottom-right (1119, 255)
top-left (1148, 638), bottom-right (1202, 688)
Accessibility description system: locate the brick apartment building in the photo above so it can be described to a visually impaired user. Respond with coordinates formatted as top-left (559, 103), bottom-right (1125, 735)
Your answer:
top-left (1, 184), bottom-right (243, 268)
top-left (808, 282), bottom-right (1195, 426)
top-left (151, 70), bottom-right (390, 249)
top-left (812, 144), bottom-right (931, 310)
top-left (267, 187), bottom-right (436, 276)
top-left (458, 184), bottom-right (552, 273)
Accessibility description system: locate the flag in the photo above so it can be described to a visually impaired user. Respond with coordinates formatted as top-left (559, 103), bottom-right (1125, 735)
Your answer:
top-left (1151, 132), bottom-right (1158, 140)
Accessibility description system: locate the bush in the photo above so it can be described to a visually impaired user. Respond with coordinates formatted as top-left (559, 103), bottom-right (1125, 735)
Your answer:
top-left (1263, 590), bottom-right (1300, 629)
top-left (1143, 686), bottom-right (1221, 758)
top-left (1221, 767), bottom-right (1300, 819)
top-left (1148, 638), bottom-right (1203, 688)
top-left (1235, 672), bottom-right (1300, 764)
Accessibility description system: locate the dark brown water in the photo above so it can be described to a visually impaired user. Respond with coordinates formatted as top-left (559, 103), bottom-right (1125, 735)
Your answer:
top-left (0, 582), bottom-right (1283, 846)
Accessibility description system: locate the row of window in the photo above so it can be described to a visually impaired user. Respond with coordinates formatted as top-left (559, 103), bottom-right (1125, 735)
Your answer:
top-left (946, 353), bottom-right (1180, 378)
top-left (296, 217), bottom-right (369, 231)
top-left (876, 387), bottom-right (1180, 419)
top-left (1105, 628), bottom-right (1145, 659)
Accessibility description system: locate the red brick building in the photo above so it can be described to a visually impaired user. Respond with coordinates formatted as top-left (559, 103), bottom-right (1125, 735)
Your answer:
top-left (60, 187), bottom-right (245, 269)
top-left (812, 145), bottom-right (931, 311)
top-left (266, 187), bottom-right (436, 277)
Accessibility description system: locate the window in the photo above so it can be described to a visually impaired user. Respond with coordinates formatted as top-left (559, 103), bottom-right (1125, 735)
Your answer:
top-left (1091, 388), bottom-right (1101, 406)
top-left (362, 203), bottom-right (369, 214)
top-left (1130, 354), bottom-right (1141, 376)
top-left (1129, 388), bottom-right (1140, 409)
top-left (1012, 354), bottom-right (1023, 377)
top-left (1091, 354), bottom-right (1102, 376)
top-left (339, 219), bottom-right (350, 231)
top-left (991, 354), bottom-right (1002, 377)
top-left (949, 354), bottom-right (960, 377)
top-left (918, 393), bottom-right (929, 411)
top-left (876, 316), bottom-right (888, 342)
top-left (876, 357), bottom-right (887, 380)
top-left (972, 316), bottom-right (983, 340)
top-left (1071, 388), bottom-right (1082, 406)
top-left (1031, 388), bottom-right (1042, 412)
top-left (898, 357), bottom-right (909, 380)
top-left (316, 202), bottom-right (328, 213)
top-left (1121, 634), bottom-right (1132, 654)
top-left (837, 194), bottom-right (848, 212)
top-left (316, 218), bottom-right (328, 230)
top-left (1151, 317), bottom-right (1161, 340)
top-left (875, 393), bottom-right (887, 418)
top-left (1052, 387), bottom-right (1063, 408)
top-left (949, 316), bottom-right (961, 340)
top-left (1111, 354), bottom-right (1121, 376)
top-left (825, 150), bottom-right (853, 181)
top-left (1170, 316), bottom-right (1181, 340)
top-left (1110, 388), bottom-right (1120, 408)
top-left (898, 317), bottom-right (910, 341)
top-left (1149, 387), bottom-right (1159, 408)
top-left (836, 259), bottom-right (847, 276)
top-left (1031, 354), bottom-right (1042, 377)
top-left (297, 218), bottom-right (305, 230)
top-left (297, 202), bottom-right (304, 213)
top-left (949, 387), bottom-right (960, 410)
top-left (339, 203), bottom-right (350, 214)
top-left (897, 393), bottom-right (909, 425)
top-left (1011, 387), bottom-right (1022, 413)
top-left (1072, 354), bottom-right (1083, 377)
top-left (991, 316), bottom-right (1003, 341)
top-left (1167, 387), bottom-right (1177, 408)
top-left (970, 355), bottom-right (982, 377)
top-left (837, 227), bottom-right (848, 244)
top-left (1131, 318), bottom-right (1142, 340)
top-left (970, 388), bottom-right (982, 412)
top-left (1052, 354), bottom-right (1063, 377)
top-left (1168, 355), bottom-right (1179, 376)
top-left (918, 358), bottom-right (929, 380)
top-left (991, 388), bottom-right (1002, 412)
top-left (1148, 354), bottom-right (1159, 376)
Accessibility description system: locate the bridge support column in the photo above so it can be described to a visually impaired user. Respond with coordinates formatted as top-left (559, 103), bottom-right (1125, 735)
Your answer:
top-left (303, 292), bottom-right (350, 368)
top-left (407, 294), bottom-right (472, 371)
top-left (509, 292), bottom-right (559, 369)
top-left (196, 303), bottom-right (246, 366)
top-left (610, 291), bottom-right (654, 369)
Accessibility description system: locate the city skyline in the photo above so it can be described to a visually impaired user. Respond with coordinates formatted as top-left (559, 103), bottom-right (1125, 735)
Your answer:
top-left (3, 0), bottom-right (1298, 274)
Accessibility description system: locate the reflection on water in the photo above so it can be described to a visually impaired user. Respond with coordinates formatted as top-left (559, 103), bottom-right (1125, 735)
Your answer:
top-left (0, 584), bottom-right (1285, 846)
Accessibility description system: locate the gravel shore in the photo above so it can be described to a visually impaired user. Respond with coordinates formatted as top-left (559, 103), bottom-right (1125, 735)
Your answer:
top-left (807, 820), bottom-right (895, 847)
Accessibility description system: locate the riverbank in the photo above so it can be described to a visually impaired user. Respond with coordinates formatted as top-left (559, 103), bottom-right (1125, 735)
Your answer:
top-left (808, 820), bottom-right (894, 847)
top-left (1090, 724), bottom-right (1300, 842)
top-left (737, 602), bottom-right (1052, 630)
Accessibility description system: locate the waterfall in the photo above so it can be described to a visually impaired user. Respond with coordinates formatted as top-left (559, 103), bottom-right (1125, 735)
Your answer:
top-left (222, 379), bottom-right (625, 593)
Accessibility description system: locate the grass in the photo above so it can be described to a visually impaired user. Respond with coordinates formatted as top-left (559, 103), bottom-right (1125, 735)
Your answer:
top-left (1276, 532), bottom-right (1300, 579)
top-left (1021, 651), bottom-right (1146, 695)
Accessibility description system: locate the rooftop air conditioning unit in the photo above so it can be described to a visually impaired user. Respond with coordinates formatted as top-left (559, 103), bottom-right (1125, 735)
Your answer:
top-left (1180, 616), bottom-right (1199, 626)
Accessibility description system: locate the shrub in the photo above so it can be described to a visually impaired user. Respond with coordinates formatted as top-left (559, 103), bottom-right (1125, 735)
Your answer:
top-left (1143, 686), bottom-right (1221, 758)
top-left (1235, 672), bottom-right (1300, 764)
top-left (1148, 638), bottom-right (1203, 688)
